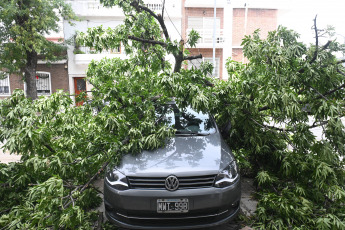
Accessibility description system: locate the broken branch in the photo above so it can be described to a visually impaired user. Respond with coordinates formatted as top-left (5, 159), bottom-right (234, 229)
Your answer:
top-left (183, 54), bottom-right (203, 61)
top-left (309, 15), bottom-right (319, 64)
top-left (128, 35), bottom-right (167, 47)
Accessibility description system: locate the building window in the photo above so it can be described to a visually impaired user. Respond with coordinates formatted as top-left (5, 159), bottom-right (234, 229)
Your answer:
top-left (188, 58), bottom-right (220, 78)
top-left (204, 57), bottom-right (220, 78)
top-left (36, 72), bottom-right (51, 96)
top-left (187, 17), bottom-right (223, 43)
top-left (189, 58), bottom-right (202, 69)
top-left (0, 74), bottom-right (10, 96)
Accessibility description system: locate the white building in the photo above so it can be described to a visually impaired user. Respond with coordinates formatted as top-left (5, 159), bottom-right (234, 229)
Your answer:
top-left (64, 0), bottom-right (183, 103)
top-left (64, 0), bottom-right (281, 103)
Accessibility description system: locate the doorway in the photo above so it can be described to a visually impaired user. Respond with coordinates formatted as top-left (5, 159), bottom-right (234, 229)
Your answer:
top-left (74, 77), bottom-right (86, 106)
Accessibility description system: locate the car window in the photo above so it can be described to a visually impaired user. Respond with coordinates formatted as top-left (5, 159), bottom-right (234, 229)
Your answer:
top-left (155, 104), bottom-right (216, 135)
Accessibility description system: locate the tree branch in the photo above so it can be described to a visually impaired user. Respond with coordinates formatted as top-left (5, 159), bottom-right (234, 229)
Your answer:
top-left (308, 84), bottom-right (329, 101)
top-left (128, 35), bottom-right (167, 47)
top-left (320, 58), bottom-right (345, 69)
top-left (0, 209), bottom-right (11, 215)
top-left (44, 144), bottom-right (56, 153)
top-left (162, 0), bottom-right (165, 18)
top-left (337, 59), bottom-right (345, 65)
top-left (337, 68), bottom-right (345, 77)
top-left (130, 1), bottom-right (170, 41)
top-left (250, 116), bottom-right (329, 133)
top-left (309, 15), bottom-right (319, 64)
top-left (80, 161), bottom-right (109, 193)
top-left (311, 120), bottom-right (328, 128)
top-left (130, 1), bottom-right (159, 20)
top-left (183, 54), bottom-right (202, 61)
top-left (320, 40), bottom-right (331, 51)
top-left (63, 161), bottom-right (109, 209)
top-left (203, 80), bottom-right (214, 87)
top-left (150, 94), bottom-right (163, 102)
top-left (315, 81), bottom-right (345, 100)
top-left (221, 120), bottom-right (232, 137)
top-left (297, 17), bottom-right (336, 74)
top-left (251, 118), bottom-right (288, 132)
top-left (259, 105), bottom-right (270, 112)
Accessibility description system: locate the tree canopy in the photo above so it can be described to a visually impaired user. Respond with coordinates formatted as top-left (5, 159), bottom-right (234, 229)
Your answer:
top-left (1, 0), bottom-right (345, 229)
top-left (0, 0), bottom-right (77, 99)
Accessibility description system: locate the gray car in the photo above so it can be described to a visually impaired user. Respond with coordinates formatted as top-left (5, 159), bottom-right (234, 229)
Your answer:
top-left (104, 104), bottom-right (241, 229)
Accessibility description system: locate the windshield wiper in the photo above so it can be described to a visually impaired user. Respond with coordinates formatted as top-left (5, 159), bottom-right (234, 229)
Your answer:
top-left (175, 131), bottom-right (210, 136)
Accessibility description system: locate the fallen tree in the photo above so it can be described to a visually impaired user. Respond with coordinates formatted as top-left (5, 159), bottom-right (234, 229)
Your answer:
top-left (1, 0), bottom-right (345, 229)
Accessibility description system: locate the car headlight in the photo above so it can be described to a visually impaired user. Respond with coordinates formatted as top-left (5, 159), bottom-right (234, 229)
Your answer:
top-left (214, 161), bottom-right (239, 188)
top-left (106, 168), bottom-right (129, 191)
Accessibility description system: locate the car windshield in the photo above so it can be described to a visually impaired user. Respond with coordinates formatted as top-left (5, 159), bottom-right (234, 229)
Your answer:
top-left (155, 104), bottom-right (216, 135)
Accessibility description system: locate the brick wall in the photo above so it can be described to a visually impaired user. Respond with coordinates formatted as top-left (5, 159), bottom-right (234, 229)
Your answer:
top-left (233, 8), bottom-right (277, 46)
top-left (37, 63), bottom-right (69, 93)
top-left (9, 74), bottom-right (24, 94)
top-left (232, 48), bottom-right (245, 62)
top-left (5, 63), bottom-right (69, 97)
top-left (187, 48), bottom-right (224, 79)
top-left (232, 8), bottom-right (277, 62)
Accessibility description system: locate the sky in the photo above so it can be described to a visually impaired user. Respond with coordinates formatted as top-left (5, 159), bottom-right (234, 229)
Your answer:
top-left (277, 0), bottom-right (345, 45)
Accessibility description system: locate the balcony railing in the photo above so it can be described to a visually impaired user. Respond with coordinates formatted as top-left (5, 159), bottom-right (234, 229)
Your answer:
top-left (73, 46), bottom-right (124, 64)
top-left (145, 3), bottom-right (162, 12)
top-left (186, 29), bottom-right (225, 44)
top-left (67, 0), bottom-right (123, 16)
top-left (67, 0), bottom-right (180, 17)
top-left (74, 46), bottom-right (121, 55)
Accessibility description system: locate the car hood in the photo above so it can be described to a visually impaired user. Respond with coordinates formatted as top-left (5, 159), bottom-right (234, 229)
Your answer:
top-left (115, 132), bottom-right (234, 177)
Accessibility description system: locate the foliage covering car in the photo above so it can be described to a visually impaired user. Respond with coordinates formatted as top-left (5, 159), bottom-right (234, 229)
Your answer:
top-left (104, 103), bottom-right (241, 229)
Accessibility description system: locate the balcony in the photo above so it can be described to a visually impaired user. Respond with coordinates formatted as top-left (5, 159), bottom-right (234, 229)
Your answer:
top-left (66, 0), bottom-right (181, 18)
top-left (67, 0), bottom-right (124, 17)
top-left (186, 29), bottom-right (226, 48)
top-left (145, 3), bottom-right (162, 12)
top-left (73, 46), bottom-right (125, 65)
top-left (185, 0), bottom-right (226, 8)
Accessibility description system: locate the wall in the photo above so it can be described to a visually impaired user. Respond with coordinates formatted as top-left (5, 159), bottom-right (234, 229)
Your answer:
top-left (233, 8), bottom-right (277, 46)
top-left (183, 7), bottom-right (224, 40)
top-left (37, 64), bottom-right (69, 93)
top-left (232, 8), bottom-right (277, 62)
top-left (232, 48), bottom-right (245, 62)
top-left (5, 63), bottom-right (69, 97)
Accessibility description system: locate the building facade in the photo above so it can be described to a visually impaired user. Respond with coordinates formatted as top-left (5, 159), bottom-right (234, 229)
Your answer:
top-left (183, 0), bottom-right (279, 79)
top-left (0, 0), bottom-right (280, 100)
top-left (0, 28), bottom-right (69, 99)
top-left (64, 0), bottom-right (182, 103)
top-left (63, 0), bottom-right (279, 97)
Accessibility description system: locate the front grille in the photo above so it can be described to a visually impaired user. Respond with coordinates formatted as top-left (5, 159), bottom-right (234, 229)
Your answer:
top-left (127, 175), bottom-right (216, 190)
top-left (106, 206), bottom-right (240, 228)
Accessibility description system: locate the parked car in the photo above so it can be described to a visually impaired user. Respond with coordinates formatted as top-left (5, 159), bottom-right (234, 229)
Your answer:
top-left (104, 103), bottom-right (241, 229)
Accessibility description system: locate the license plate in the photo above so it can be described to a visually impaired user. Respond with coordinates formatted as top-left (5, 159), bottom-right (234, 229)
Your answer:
top-left (157, 198), bottom-right (189, 213)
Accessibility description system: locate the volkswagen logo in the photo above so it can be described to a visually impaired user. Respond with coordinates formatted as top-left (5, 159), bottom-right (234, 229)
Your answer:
top-left (165, 175), bottom-right (179, 191)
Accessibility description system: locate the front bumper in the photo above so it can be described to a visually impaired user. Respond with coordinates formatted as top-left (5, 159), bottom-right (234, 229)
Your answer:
top-left (104, 178), bottom-right (241, 229)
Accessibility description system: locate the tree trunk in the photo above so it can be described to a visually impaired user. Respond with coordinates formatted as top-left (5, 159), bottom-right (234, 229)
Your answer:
top-left (24, 50), bottom-right (38, 100)
top-left (173, 53), bottom-right (183, 73)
